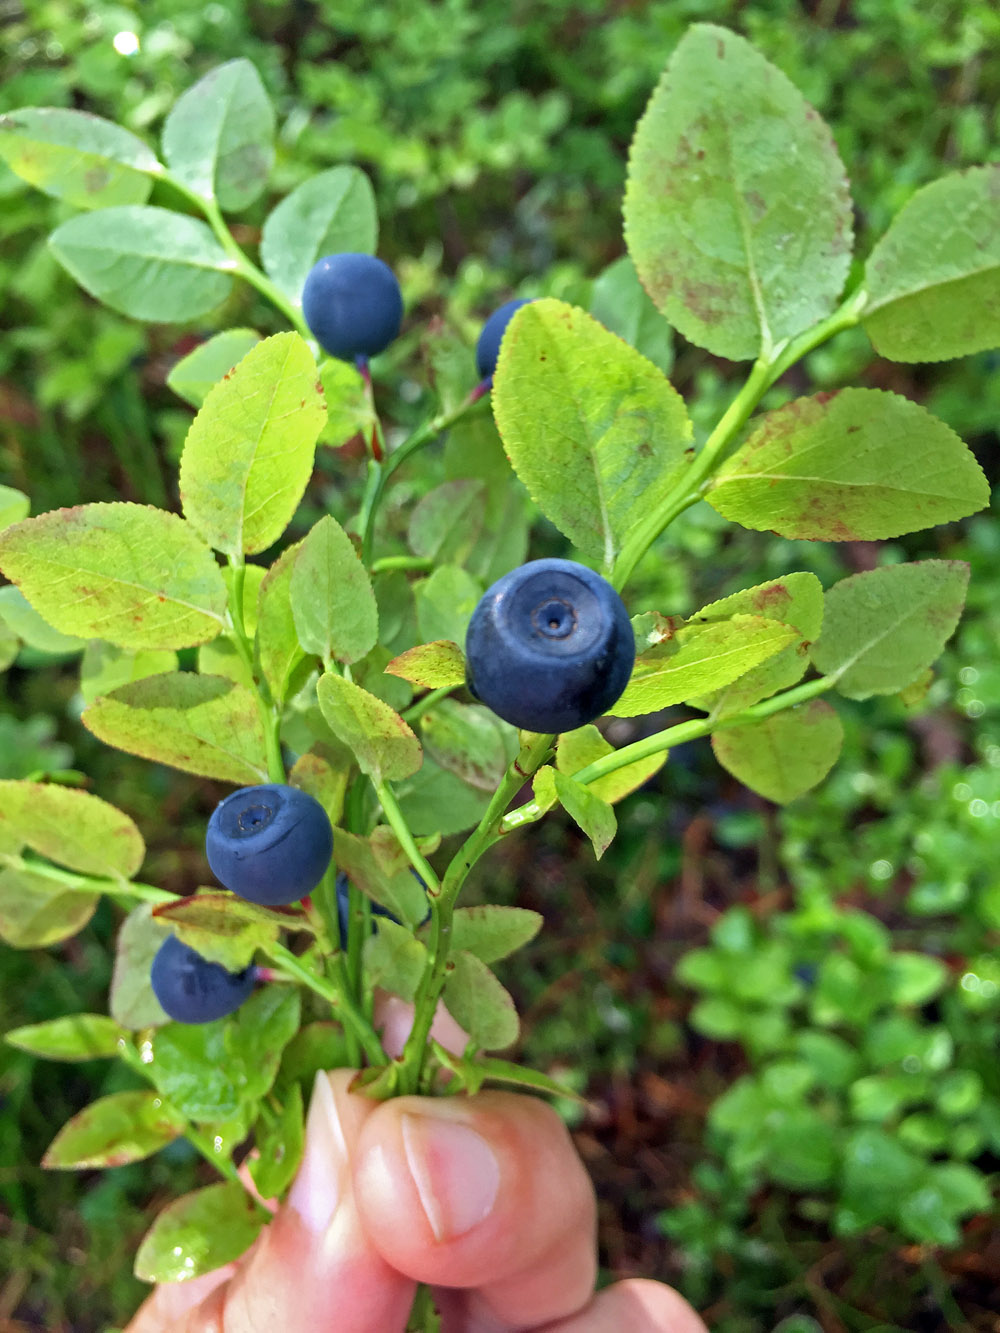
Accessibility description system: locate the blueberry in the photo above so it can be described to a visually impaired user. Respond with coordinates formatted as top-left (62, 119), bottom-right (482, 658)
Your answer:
top-left (465, 558), bottom-right (635, 734)
top-left (475, 297), bottom-right (534, 382)
top-left (301, 253), bottom-right (403, 363)
top-left (150, 934), bottom-right (255, 1024)
top-left (206, 784), bottom-right (333, 907)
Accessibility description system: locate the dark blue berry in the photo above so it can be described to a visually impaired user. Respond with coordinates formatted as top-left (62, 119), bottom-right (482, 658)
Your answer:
top-left (206, 783), bottom-right (333, 907)
top-left (465, 558), bottom-right (635, 733)
top-left (475, 297), bottom-right (534, 381)
top-left (301, 253), bottom-right (403, 362)
top-left (150, 934), bottom-right (255, 1024)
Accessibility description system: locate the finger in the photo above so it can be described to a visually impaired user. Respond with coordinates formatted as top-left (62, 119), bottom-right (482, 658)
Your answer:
top-left (126, 1070), bottom-right (415, 1333)
top-left (354, 1091), bottom-right (597, 1329)
top-left (536, 1279), bottom-right (709, 1333)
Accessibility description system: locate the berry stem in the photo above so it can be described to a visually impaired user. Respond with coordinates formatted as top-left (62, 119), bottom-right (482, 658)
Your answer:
top-left (263, 941), bottom-right (387, 1066)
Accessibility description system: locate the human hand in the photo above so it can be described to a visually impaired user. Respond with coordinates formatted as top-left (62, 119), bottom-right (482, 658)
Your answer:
top-left (125, 1067), bottom-right (709, 1332)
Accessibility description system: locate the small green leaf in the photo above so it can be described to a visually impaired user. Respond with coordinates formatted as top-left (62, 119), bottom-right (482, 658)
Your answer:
top-left (897, 1164), bottom-right (991, 1246)
top-left (179, 333), bottom-right (326, 558)
top-left (408, 481), bottom-right (486, 565)
top-left (150, 987), bottom-right (300, 1123)
top-left (0, 586), bottom-right (86, 655)
top-left (385, 640), bottom-right (465, 689)
top-left (493, 299), bottom-right (692, 569)
top-left (316, 673), bottom-right (421, 785)
top-left (624, 23), bottom-right (853, 361)
top-left (332, 828), bottom-right (428, 928)
top-left (318, 358), bottom-right (375, 449)
top-left (167, 329), bottom-right (262, 408)
top-left (863, 165), bottom-right (1000, 362)
top-left (278, 1024), bottom-right (351, 1094)
top-left (712, 700), bottom-right (843, 804)
top-left (0, 107), bottom-right (160, 208)
top-left (447, 906), bottom-right (543, 964)
top-left (0, 485), bottom-right (29, 533)
top-left (414, 565), bottom-right (483, 645)
top-left (394, 757), bottom-right (491, 840)
top-left (289, 515), bottom-right (378, 665)
top-left (249, 1081), bottom-right (304, 1200)
top-left (532, 764), bottom-right (559, 815)
top-left (288, 743), bottom-right (352, 831)
top-left (363, 917), bottom-right (428, 1002)
top-left (552, 769), bottom-right (616, 858)
top-left (44, 1090), bottom-right (186, 1169)
top-left (464, 1056), bottom-right (588, 1103)
top-left (589, 254), bottom-right (673, 373)
top-left (82, 673), bottom-right (268, 783)
top-left (420, 699), bottom-right (517, 791)
top-left (256, 540), bottom-right (306, 707)
top-left (443, 951), bottom-right (519, 1051)
top-left (0, 864), bottom-right (100, 949)
top-left (49, 207), bottom-right (234, 322)
top-left (134, 1182), bottom-right (265, 1283)
top-left (80, 642), bottom-right (179, 706)
top-left (162, 59), bottom-right (275, 212)
top-left (152, 892), bottom-right (284, 971)
top-left (612, 615), bottom-right (798, 717)
top-left (810, 560), bottom-right (969, 699)
top-left (110, 904), bottom-right (170, 1029)
top-left (261, 165), bottom-right (378, 301)
top-left (885, 952), bottom-right (949, 1006)
top-left (0, 779), bottom-right (144, 878)
top-left (708, 390), bottom-right (989, 539)
top-left (5, 1014), bottom-right (124, 1061)
top-left (0, 503), bottom-right (227, 650)
top-left (557, 724), bottom-right (665, 803)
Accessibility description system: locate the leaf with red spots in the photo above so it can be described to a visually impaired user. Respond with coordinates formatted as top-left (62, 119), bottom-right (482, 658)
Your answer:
top-left (43, 1091), bottom-right (186, 1169)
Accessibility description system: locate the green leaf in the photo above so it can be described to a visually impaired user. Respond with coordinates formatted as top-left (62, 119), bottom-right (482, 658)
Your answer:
top-left (83, 673), bottom-right (268, 783)
top-left (0, 622), bottom-right (17, 673)
top-left (447, 906), bottom-right (543, 964)
top-left (0, 779), bottom-right (144, 877)
top-left (249, 1081), bottom-right (304, 1200)
top-left (316, 673), bottom-right (421, 785)
top-left (332, 828), bottom-right (428, 928)
top-left (465, 1056), bottom-right (587, 1103)
top-left (318, 358), bottom-right (375, 449)
top-left (260, 165), bottom-right (377, 301)
top-left (395, 757), bottom-right (491, 839)
top-left (150, 987), bottom-right (300, 1123)
top-left (0, 503), bottom-right (227, 650)
top-left (414, 565), bottom-right (483, 645)
top-left (161, 59), bottom-right (275, 212)
top-left (885, 952), bottom-right (949, 1006)
top-left (492, 299), bottom-right (692, 569)
top-left (443, 951), bottom-right (519, 1051)
top-left (624, 24), bottom-right (852, 361)
top-left (687, 573), bottom-right (823, 717)
top-left (0, 586), bottom-right (84, 655)
top-left (612, 615), bottom-right (798, 717)
top-left (167, 329), bottom-right (262, 408)
top-left (385, 640), bottom-right (465, 689)
top-left (0, 107), bottom-right (160, 208)
top-left (289, 515), bottom-right (378, 665)
top-left (278, 1024), bottom-right (351, 1095)
top-left (179, 334), bottom-right (326, 558)
top-left (43, 1090), bottom-right (186, 1169)
top-left (838, 1128), bottom-right (925, 1233)
top-left (80, 642), bottom-right (180, 706)
top-left (552, 769), bottom-right (616, 858)
top-left (810, 560), bottom-right (969, 699)
top-left (110, 904), bottom-right (170, 1029)
top-left (288, 743), bottom-right (352, 831)
top-left (134, 1182), bottom-right (265, 1283)
top-left (589, 254), bottom-right (673, 374)
top-left (49, 206), bottom-right (234, 321)
top-left (708, 390), bottom-right (989, 540)
top-left (408, 481), bottom-right (486, 565)
top-left (256, 540), bottom-right (305, 707)
top-left (863, 166), bottom-right (1000, 362)
top-left (420, 699), bottom-right (517, 792)
top-left (557, 724), bottom-right (666, 803)
top-left (363, 917), bottom-right (428, 1003)
top-left (152, 892), bottom-right (283, 971)
top-left (711, 700), bottom-right (843, 804)
top-left (5, 1014), bottom-right (124, 1061)
top-left (898, 1164), bottom-right (991, 1246)
top-left (0, 485), bottom-right (29, 533)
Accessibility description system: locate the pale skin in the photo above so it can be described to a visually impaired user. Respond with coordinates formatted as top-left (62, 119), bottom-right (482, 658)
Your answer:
top-left (127, 1002), bottom-right (709, 1333)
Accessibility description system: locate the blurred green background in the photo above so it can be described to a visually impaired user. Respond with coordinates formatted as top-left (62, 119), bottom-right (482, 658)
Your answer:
top-left (1, 0), bottom-right (998, 1328)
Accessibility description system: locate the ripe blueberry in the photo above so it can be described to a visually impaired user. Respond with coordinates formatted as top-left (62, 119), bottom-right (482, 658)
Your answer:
top-left (150, 934), bottom-right (255, 1024)
top-left (301, 253), bottom-right (403, 363)
top-left (206, 783), bottom-right (333, 907)
top-left (465, 558), bottom-right (635, 733)
top-left (475, 297), bottom-right (534, 382)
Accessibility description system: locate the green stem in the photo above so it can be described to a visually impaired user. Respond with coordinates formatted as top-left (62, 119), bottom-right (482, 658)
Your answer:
top-left (395, 731), bottom-right (553, 1095)
top-left (226, 555), bottom-right (286, 784)
top-left (375, 782), bottom-right (441, 893)
top-left (402, 685), bottom-right (458, 726)
top-left (263, 941), bottom-right (387, 1066)
top-left (371, 555), bottom-right (434, 575)
top-left (7, 853), bottom-right (176, 904)
top-left (500, 676), bottom-right (836, 833)
top-left (160, 172), bottom-right (311, 339)
top-left (610, 287), bottom-right (867, 591)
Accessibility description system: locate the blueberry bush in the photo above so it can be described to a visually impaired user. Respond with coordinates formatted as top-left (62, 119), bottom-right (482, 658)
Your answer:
top-left (0, 17), bottom-right (997, 1331)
